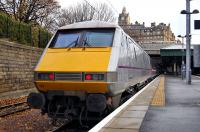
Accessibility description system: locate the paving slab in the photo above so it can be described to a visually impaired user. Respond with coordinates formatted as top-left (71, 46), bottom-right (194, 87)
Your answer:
top-left (117, 111), bottom-right (146, 118)
top-left (100, 128), bottom-right (138, 132)
top-left (140, 76), bottom-right (200, 132)
top-left (90, 76), bottom-right (162, 132)
top-left (105, 117), bottom-right (143, 129)
top-left (126, 106), bottom-right (148, 111)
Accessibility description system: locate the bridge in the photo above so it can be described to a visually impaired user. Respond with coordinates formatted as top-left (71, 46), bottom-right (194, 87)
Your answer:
top-left (140, 42), bottom-right (177, 73)
top-left (140, 42), bottom-right (200, 75)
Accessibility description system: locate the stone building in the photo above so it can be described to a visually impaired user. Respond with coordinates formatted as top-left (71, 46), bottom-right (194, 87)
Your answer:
top-left (118, 7), bottom-right (131, 25)
top-left (118, 7), bottom-right (178, 73)
top-left (118, 7), bottom-right (176, 44)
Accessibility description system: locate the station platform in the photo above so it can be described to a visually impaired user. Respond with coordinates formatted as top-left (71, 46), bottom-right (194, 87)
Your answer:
top-left (89, 75), bottom-right (200, 132)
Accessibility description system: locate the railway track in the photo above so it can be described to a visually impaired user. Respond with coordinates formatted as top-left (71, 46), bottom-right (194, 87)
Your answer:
top-left (45, 118), bottom-right (95, 132)
top-left (51, 121), bottom-right (89, 132)
top-left (0, 101), bottom-right (31, 117)
top-left (47, 78), bottom-right (157, 132)
top-left (51, 122), bottom-right (70, 132)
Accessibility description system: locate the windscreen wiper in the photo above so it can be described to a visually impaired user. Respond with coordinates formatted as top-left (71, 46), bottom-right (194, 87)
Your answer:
top-left (65, 36), bottom-right (79, 48)
top-left (83, 37), bottom-right (92, 47)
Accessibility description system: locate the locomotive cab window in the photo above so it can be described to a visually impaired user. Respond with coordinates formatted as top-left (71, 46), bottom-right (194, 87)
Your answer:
top-left (49, 29), bottom-right (115, 48)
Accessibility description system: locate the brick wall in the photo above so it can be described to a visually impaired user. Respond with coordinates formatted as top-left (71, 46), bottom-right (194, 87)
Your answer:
top-left (0, 39), bottom-right (43, 94)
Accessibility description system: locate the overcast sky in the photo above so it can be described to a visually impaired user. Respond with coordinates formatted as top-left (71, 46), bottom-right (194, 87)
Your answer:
top-left (57, 0), bottom-right (200, 44)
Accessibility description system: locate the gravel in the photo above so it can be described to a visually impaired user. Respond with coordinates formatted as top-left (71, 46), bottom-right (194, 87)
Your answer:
top-left (0, 109), bottom-right (52, 132)
top-left (0, 97), bottom-right (53, 132)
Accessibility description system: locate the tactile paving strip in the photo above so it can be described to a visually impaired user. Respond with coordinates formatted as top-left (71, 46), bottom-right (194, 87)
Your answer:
top-left (151, 75), bottom-right (165, 106)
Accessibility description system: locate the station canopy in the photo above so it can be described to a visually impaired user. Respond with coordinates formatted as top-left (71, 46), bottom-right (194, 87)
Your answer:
top-left (160, 44), bottom-right (194, 56)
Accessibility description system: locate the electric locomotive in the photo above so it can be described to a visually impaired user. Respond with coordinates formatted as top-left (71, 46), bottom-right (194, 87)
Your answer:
top-left (27, 21), bottom-right (154, 122)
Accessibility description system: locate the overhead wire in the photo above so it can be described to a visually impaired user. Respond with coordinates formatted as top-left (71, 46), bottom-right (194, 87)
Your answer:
top-left (82, 0), bottom-right (101, 15)
top-left (83, 0), bottom-right (119, 15)
top-left (105, 0), bottom-right (119, 15)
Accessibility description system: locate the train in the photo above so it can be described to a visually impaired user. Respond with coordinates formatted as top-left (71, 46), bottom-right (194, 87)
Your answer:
top-left (27, 21), bottom-right (155, 123)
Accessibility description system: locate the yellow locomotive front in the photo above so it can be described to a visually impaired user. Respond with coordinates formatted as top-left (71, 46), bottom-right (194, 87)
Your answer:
top-left (27, 25), bottom-right (117, 121)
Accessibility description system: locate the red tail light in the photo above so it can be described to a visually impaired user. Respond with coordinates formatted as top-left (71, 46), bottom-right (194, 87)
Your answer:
top-left (85, 74), bottom-right (92, 80)
top-left (84, 73), bottom-right (105, 81)
top-left (49, 73), bottom-right (54, 80)
top-left (36, 72), bottom-right (55, 81)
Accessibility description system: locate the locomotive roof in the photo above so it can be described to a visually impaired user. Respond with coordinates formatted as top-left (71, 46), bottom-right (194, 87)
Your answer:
top-left (59, 21), bottom-right (120, 30)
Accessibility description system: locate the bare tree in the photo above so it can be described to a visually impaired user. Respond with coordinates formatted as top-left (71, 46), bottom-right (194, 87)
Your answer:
top-left (57, 2), bottom-right (116, 27)
top-left (0, 1), bottom-right (116, 32)
top-left (0, 0), bottom-right (60, 25)
top-left (95, 3), bottom-right (116, 22)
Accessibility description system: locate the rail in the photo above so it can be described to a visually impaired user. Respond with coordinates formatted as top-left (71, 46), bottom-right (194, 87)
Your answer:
top-left (0, 101), bottom-right (30, 117)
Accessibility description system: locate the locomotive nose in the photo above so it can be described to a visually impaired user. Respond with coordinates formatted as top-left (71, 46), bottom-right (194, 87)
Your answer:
top-left (27, 93), bottom-right (46, 109)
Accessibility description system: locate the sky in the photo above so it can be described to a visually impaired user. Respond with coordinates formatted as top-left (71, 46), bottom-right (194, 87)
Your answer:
top-left (57, 0), bottom-right (200, 44)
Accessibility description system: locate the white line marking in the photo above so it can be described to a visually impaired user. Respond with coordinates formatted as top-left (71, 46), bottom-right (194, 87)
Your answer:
top-left (89, 77), bottom-right (159, 132)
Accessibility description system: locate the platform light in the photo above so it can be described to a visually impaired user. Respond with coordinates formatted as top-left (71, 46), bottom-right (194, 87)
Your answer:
top-left (180, 0), bottom-right (199, 84)
top-left (177, 35), bottom-right (186, 80)
top-left (181, 9), bottom-right (199, 14)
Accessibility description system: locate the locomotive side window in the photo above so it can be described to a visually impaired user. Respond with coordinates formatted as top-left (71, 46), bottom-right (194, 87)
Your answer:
top-left (128, 38), bottom-right (136, 61)
top-left (126, 37), bottom-right (130, 50)
top-left (134, 44), bottom-right (141, 63)
top-left (121, 32), bottom-right (125, 47)
top-left (133, 47), bottom-right (137, 61)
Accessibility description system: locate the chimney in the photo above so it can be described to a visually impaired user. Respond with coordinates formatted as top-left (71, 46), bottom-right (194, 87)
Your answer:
top-left (151, 22), bottom-right (156, 27)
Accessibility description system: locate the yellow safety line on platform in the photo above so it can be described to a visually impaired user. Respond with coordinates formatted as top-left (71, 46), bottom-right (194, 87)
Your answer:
top-left (151, 75), bottom-right (165, 106)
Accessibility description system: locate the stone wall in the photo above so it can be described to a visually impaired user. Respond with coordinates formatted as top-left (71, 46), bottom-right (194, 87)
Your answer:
top-left (0, 39), bottom-right (43, 94)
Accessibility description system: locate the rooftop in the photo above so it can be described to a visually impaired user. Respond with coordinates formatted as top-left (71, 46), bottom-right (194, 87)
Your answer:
top-left (140, 42), bottom-right (176, 51)
top-left (59, 21), bottom-right (119, 30)
top-left (161, 44), bottom-right (194, 50)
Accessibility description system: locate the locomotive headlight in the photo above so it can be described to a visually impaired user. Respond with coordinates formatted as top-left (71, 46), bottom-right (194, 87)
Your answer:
top-left (85, 74), bottom-right (93, 80)
top-left (35, 72), bottom-right (55, 81)
top-left (93, 74), bottom-right (104, 80)
top-left (84, 73), bottom-right (105, 81)
top-left (84, 72), bottom-right (117, 82)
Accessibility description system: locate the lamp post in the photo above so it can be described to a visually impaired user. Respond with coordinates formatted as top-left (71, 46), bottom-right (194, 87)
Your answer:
top-left (180, 0), bottom-right (199, 84)
top-left (178, 35), bottom-right (186, 80)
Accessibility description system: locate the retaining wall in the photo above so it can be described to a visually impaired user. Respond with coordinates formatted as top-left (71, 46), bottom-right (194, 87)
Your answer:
top-left (0, 39), bottom-right (43, 96)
